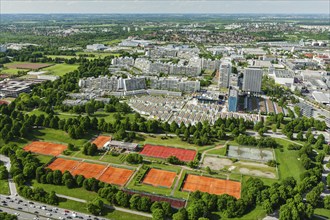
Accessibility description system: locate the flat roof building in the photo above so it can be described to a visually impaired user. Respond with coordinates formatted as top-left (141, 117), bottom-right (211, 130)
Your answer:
top-left (242, 68), bottom-right (263, 93)
top-left (228, 90), bottom-right (238, 112)
top-left (219, 61), bottom-right (232, 89)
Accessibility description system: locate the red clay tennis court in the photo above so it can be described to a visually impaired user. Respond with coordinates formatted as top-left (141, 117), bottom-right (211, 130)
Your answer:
top-left (182, 174), bottom-right (241, 198)
top-left (140, 144), bottom-right (196, 162)
top-left (24, 141), bottom-right (67, 156)
top-left (71, 162), bottom-right (107, 179)
top-left (92, 136), bottom-right (111, 149)
top-left (98, 166), bottom-right (134, 186)
top-left (47, 158), bottom-right (134, 186)
top-left (47, 158), bottom-right (81, 173)
top-left (142, 168), bottom-right (176, 188)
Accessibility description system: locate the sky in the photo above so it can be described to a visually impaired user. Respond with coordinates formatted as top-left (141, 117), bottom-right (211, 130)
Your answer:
top-left (1, 0), bottom-right (329, 14)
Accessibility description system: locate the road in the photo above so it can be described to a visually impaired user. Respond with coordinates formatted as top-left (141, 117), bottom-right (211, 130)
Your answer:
top-left (0, 205), bottom-right (49, 220)
top-left (0, 155), bottom-right (18, 196)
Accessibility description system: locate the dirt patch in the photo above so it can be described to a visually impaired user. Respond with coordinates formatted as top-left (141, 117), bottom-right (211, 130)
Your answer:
top-left (239, 168), bottom-right (276, 178)
top-left (7, 63), bottom-right (53, 70)
top-left (239, 161), bottom-right (269, 168)
top-left (202, 157), bottom-right (233, 170)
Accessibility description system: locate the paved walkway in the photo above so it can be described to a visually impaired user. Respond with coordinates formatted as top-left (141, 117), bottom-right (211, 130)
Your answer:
top-left (170, 168), bottom-right (184, 196)
top-left (56, 193), bottom-right (152, 218)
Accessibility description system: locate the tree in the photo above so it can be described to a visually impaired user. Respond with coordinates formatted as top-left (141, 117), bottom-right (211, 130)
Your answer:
top-left (115, 191), bottom-right (130, 207)
top-left (87, 198), bottom-right (104, 216)
top-left (0, 166), bottom-right (9, 179)
top-left (173, 208), bottom-right (188, 220)
top-left (167, 156), bottom-right (183, 165)
top-left (129, 194), bottom-right (141, 210)
top-left (297, 131), bottom-right (304, 141)
top-left (126, 154), bottom-right (143, 164)
top-left (324, 196), bottom-right (330, 209)
top-left (85, 102), bottom-right (95, 115)
top-left (152, 208), bottom-right (165, 220)
top-left (262, 199), bottom-right (273, 214)
top-left (68, 143), bottom-right (75, 151)
top-left (138, 196), bottom-right (152, 212)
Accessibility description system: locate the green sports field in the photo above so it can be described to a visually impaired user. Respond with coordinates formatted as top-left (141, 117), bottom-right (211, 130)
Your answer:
top-left (42, 63), bottom-right (79, 76)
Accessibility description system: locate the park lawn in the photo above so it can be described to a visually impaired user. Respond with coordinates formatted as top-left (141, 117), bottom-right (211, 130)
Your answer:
top-left (56, 111), bottom-right (135, 124)
top-left (212, 205), bottom-right (266, 220)
top-left (206, 146), bottom-right (227, 156)
top-left (0, 179), bottom-right (10, 195)
top-left (57, 198), bottom-right (151, 220)
top-left (137, 134), bottom-right (198, 150)
top-left (274, 138), bottom-right (305, 182)
top-left (27, 127), bottom-right (92, 147)
top-left (76, 51), bottom-right (121, 59)
top-left (100, 153), bottom-right (128, 164)
top-left (74, 151), bottom-right (104, 161)
top-left (32, 180), bottom-right (99, 202)
top-left (0, 68), bottom-right (26, 75)
top-left (93, 111), bottom-right (136, 124)
top-left (148, 163), bottom-right (182, 173)
top-left (126, 180), bottom-right (173, 197)
top-left (103, 207), bottom-right (151, 220)
top-left (27, 109), bottom-right (46, 117)
top-left (42, 63), bottom-right (79, 76)
top-left (313, 208), bottom-right (330, 219)
top-left (35, 154), bottom-right (54, 165)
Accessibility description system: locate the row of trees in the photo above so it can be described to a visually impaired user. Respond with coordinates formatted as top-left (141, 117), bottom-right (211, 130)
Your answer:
top-left (0, 212), bottom-right (17, 220)
top-left (0, 144), bottom-right (59, 205)
top-left (34, 165), bottom-right (173, 218)
top-left (235, 135), bottom-right (279, 148)
top-left (0, 163), bottom-right (9, 179)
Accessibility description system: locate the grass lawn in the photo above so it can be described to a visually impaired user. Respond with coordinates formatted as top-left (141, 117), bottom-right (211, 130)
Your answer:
top-left (57, 198), bottom-right (151, 220)
top-left (76, 52), bottom-right (121, 59)
top-left (32, 180), bottom-right (99, 201)
top-left (274, 138), bottom-right (305, 182)
top-left (27, 128), bottom-right (93, 147)
top-left (126, 180), bottom-right (173, 197)
top-left (148, 163), bottom-right (182, 173)
top-left (212, 205), bottom-right (266, 220)
top-left (206, 146), bottom-right (227, 156)
top-left (313, 208), bottom-right (330, 219)
top-left (100, 153), bottom-right (127, 164)
top-left (74, 151), bottom-right (103, 160)
top-left (103, 207), bottom-right (151, 220)
top-left (35, 154), bottom-right (54, 165)
top-left (42, 63), bottom-right (79, 76)
top-left (0, 179), bottom-right (10, 195)
top-left (0, 68), bottom-right (26, 75)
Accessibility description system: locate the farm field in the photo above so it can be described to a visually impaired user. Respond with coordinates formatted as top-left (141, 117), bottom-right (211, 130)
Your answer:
top-left (5, 62), bottom-right (53, 69)
top-left (42, 63), bottom-right (79, 76)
